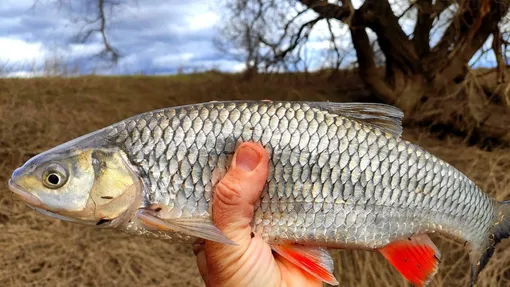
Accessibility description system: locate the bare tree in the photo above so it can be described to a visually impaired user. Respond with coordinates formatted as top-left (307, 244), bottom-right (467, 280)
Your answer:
top-left (218, 0), bottom-right (510, 143)
top-left (33, 0), bottom-right (123, 64)
top-left (213, 0), bottom-right (265, 77)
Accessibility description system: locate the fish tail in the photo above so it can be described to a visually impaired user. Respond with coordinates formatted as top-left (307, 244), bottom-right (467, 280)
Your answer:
top-left (470, 200), bottom-right (510, 286)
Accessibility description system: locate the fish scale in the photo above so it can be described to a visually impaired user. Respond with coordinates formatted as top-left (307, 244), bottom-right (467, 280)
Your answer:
top-left (102, 101), bottom-right (498, 249)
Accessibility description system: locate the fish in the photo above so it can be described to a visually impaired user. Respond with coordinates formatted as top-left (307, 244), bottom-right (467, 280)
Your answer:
top-left (7, 100), bottom-right (510, 286)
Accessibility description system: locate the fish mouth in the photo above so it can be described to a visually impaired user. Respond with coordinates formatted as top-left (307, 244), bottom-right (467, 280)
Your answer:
top-left (8, 180), bottom-right (44, 207)
top-left (8, 180), bottom-right (104, 226)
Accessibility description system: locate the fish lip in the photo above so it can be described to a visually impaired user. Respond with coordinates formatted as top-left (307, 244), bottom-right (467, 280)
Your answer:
top-left (7, 179), bottom-right (43, 207)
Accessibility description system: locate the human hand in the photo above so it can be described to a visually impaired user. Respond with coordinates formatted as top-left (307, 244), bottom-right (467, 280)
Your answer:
top-left (193, 142), bottom-right (323, 287)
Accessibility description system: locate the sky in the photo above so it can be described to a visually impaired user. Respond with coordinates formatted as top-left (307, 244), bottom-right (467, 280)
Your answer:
top-left (0, 0), bottom-right (500, 77)
top-left (1, 0), bottom-right (249, 76)
top-left (0, 0), bottom-right (366, 76)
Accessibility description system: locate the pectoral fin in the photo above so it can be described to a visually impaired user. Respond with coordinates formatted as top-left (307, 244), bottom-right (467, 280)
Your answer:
top-left (271, 244), bottom-right (339, 286)
top-left (136, 210), bottom-right (237, 245)
top-left (379, 234), bottom-right (441, 287)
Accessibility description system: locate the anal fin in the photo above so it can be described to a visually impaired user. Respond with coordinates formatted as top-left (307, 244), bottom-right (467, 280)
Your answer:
top-left (379, 234), bottom-right (440, 287)
top-left (271, 244), bottom-right (339, 286)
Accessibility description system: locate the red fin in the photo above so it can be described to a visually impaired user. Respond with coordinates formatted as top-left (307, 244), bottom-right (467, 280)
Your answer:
top-left (379, 234), bottom-right (441, 287)
top-left (271, 244), bottom-right (339, 285)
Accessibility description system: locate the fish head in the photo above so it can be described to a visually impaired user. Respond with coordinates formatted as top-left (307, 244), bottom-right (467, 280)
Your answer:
top-left (8, 130), bottom-right (142, 227)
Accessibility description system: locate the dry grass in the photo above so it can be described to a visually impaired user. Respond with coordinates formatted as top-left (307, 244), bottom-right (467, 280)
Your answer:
top-left (0, 72), bottom-right (509, 287)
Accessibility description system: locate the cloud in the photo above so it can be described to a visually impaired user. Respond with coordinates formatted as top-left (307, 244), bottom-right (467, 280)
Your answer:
top-left (0, 0), bottom-right (243, 76)
top-left (153, 53), bottom-right (195, 67)
top-left (0, 37), bottom-right (43, 63)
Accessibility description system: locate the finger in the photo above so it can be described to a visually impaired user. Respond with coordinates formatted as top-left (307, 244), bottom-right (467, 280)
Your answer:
top-left (193, 242), bottom-right (209, 283)
top-left (210, 142), bottom-right (268, 243)
top-left (275, 254), bottom-right (324, 287)
top-left (204, 142), bottom-right (269, 272)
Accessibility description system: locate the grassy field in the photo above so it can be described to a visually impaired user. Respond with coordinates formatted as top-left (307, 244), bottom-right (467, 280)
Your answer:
top-left (1, 72), bottom-right (509, 286)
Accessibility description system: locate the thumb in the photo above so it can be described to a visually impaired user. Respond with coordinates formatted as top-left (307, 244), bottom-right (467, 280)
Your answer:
top-left (201, 142), bottom-right (269, 276)
top-left (211, 142), bottom-right (268, 243)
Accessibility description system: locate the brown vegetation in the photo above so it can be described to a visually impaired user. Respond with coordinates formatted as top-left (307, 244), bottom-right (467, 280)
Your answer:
top-left (1, 72), bottom-right (510, 286)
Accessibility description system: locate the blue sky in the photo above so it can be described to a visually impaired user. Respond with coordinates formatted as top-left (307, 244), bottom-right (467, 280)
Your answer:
top-left (1, 0), bottom-right (248, 76)
top-left (0, 0), bottom-right (363, 76)
top-left (0, 0), bottom-right (500, 77)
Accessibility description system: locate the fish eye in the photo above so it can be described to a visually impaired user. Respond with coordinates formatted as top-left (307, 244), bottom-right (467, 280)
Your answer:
top-left (42, 163), bottom-right (68, 189)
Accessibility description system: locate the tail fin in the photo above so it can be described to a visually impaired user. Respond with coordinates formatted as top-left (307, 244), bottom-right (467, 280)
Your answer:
top-left (470, 200), bottom-right (510, 286)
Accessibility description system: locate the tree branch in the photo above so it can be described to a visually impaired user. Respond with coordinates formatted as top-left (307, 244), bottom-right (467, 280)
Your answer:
top-left (96, 0), bottom-right (119, 63)
top-left (413, 0), bottom-right (433, 56)
top-left (35, 0), bottom-right (121, 64)
top-left (492, 27), bottom-right (506, 83)
top-left (326, 19), bottom-right (342, 70)
top-left (299, 0), bottom-right (421, 75)
top-left (397, 4), bottom-right (415, 20)
top-left (425, 0), bottom-right (510, 83)
top-left (259, 16), bottom-right (322, 67)
top-left (358, 0), bottom-right (421, 75)
top-left (299, 0), bottom-right (352, 22)
top-left (430, 0), bottom-right (454, 18)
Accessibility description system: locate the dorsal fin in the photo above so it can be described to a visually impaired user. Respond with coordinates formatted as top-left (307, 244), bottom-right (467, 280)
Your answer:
top-left (315, 102), bottom-right (404, 137)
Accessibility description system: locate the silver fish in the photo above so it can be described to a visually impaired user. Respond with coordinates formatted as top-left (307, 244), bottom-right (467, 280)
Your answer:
top-left (8, 101), bottom-right (510, 286)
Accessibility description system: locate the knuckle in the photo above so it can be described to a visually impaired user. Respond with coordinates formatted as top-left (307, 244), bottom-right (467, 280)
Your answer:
top-left (215, 177), bottom-right (241, 206)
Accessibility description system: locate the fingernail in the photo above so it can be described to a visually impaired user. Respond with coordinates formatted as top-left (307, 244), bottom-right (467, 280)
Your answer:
top-left (235, 145), bottom-right (260, 171)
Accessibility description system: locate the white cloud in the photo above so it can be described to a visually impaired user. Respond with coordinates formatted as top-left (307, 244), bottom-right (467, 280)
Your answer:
top-left (199, 59), bottom-right (245, 72)
top-left (231, 62), bottom-right (246, 72)
top-left (306, 40), bottom-right (332, 50)
top-left (153, 53), bottom-right (195, 67)
top-left (67, 43), bottom-right (103, 59)
top-left (3, 70), bottom-right (43, 78)
top-left (0, 37), bottom-right (44, 63)
top-left (186, 11), bottom-right (218, 31)
top-left (0, 0), bottom-right (33, 12)
top-left (186, 7), bottom-right (219, 30)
